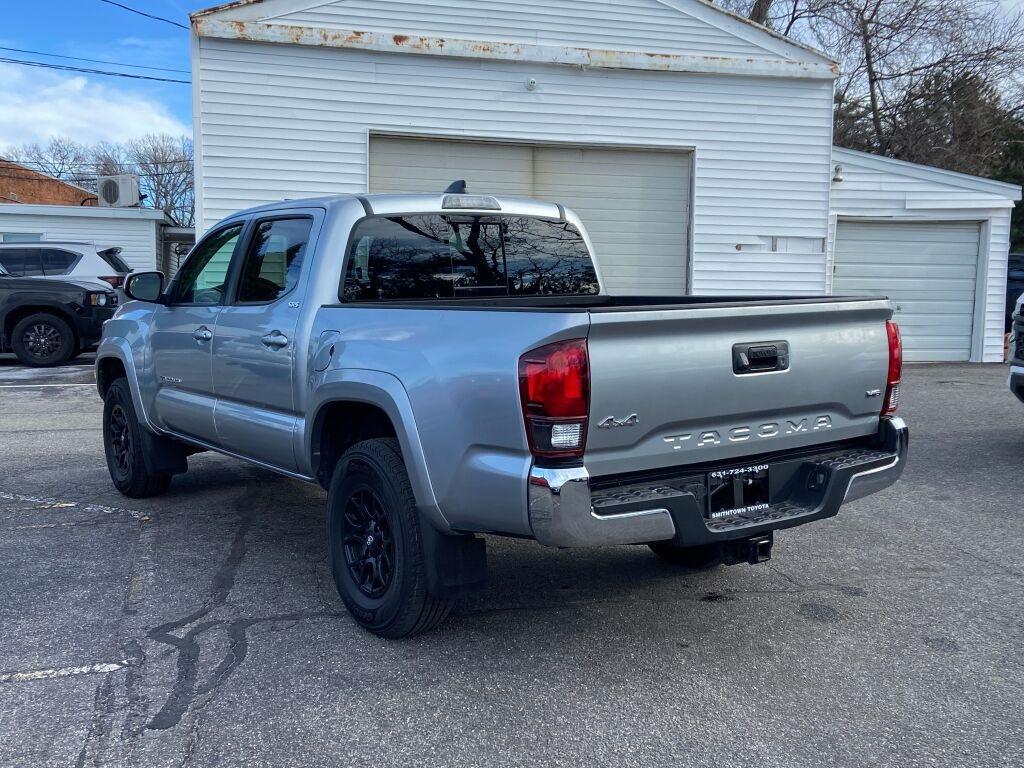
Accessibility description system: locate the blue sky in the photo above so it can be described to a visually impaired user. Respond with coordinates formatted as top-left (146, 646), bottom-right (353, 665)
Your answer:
top-left (0, 0), bottom-right (210, 148)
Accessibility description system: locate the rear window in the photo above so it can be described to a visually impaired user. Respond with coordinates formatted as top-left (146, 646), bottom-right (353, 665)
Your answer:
top-left (341, 214), bottom-right (599, 301)
top-left (97, 248), bottom-right (131, 273)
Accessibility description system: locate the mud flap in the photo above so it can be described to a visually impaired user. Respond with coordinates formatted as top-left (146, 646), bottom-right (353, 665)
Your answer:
top-left (140, 430), bottom-right (189, 476)
top-left (419, 520), bottom-right (487, 600)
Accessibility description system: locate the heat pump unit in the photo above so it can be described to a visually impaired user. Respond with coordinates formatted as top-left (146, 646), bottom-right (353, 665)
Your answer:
top-left (97, 174), bottom-right (141, 207)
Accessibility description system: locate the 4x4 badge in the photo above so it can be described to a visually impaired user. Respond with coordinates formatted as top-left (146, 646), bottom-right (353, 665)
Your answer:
top-left (598, 414), bottom-right (639, 429)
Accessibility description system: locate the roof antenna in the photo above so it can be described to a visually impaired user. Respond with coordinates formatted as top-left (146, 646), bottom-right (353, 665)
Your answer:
top-left (444, 180), bottom-right (467, 194)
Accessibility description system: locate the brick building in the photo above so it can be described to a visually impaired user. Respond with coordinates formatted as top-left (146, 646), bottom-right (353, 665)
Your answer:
top-left (0, 159), bottom-right (97, 206)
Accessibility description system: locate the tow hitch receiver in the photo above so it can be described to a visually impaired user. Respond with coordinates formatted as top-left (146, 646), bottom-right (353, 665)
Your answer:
top-left (723, 533), bottom-right (773, 565)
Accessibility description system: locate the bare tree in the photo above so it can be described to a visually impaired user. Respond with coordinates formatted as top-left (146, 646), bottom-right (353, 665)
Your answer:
top-left (128, 134), bottom-right (194, 227)
top-left (721, 0), bottom-right (1024, 165)
top-left (3, 134), bottom-right (195, 227)
top-left (4, 137), bottom-right (94, 189)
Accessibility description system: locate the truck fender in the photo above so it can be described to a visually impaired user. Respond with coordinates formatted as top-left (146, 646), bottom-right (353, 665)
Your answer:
top-left (95, 340), bottom-right (188, 476)
top-left (304, 368), bottom-right (451, 534)
top-left (95, 338), bottom-right (159, 433)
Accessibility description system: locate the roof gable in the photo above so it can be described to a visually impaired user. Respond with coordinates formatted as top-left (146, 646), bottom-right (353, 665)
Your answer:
top-left (194, 0), bottom-right (838, 78)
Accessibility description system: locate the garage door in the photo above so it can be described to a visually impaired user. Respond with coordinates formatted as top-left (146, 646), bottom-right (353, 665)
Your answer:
top-left (833, 220), bottom-right (980, 362)
top-left (369, 136), bottom-right (691, 295)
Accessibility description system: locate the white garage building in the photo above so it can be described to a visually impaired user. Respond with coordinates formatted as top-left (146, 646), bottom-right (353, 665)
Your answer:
top-left (190, 0), bottom-right (1021, 361)
top-left (0, 204), bottom-right (166, 271)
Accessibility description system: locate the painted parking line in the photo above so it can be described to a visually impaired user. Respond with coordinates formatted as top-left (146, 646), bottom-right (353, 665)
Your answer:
top-left (0, 492), bottom-right (143, 519)
top-left (0, 383), bottom-right (94, 388)
top-left (0, 661), bottom-right (128, 684)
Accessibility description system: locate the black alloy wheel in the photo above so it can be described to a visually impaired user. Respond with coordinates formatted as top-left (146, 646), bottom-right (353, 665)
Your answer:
top-left (108, 403), bottom-right (133, 479)
top-left (11, 312), bottom-right (75, 366)
top-left (24, 321), bottom-right (62, 360)
top-left (342, 487), bottom-right (396, 598)
top-left (327, 438), bottom-right (453, 638)
top-left (102, 378), bottom-right (173, 498)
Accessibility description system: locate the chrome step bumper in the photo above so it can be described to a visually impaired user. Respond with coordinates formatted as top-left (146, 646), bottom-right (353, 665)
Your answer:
top-left (527, 417), bottom-right (908, 548)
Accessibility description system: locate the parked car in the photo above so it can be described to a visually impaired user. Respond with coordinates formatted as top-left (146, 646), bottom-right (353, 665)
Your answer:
top-left (1008, 291), bottom-right (1024, 402)
top-left (1, 263), bottom-right (118, 366)
top-left (0, 242), bottom-right (132, 295)
top-left (1006, 252), bottom-right (1024, 332)
top-left (95, 190), bottom-right (908, 638)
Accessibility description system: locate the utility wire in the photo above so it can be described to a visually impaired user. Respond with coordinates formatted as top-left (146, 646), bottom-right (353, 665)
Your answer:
top-left (0, 169), bottom-right (192, 181)
top-left (8, 159), bottom-right (193, 170)
top-left (0, 56), bottom-right (190, 83)
top-left (0, 46), bottom-right (190, 75)
top-left (97, 0), bottom-right (189, 30)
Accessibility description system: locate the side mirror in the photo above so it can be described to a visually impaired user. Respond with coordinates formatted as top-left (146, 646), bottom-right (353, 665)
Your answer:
top-left (124, 271), bottom-right (165, 302)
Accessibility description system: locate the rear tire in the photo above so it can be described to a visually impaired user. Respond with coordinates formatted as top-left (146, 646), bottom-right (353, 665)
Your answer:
top-left (648, 541), bottom-right (722, 570)
top-left (327, 438), bottom-right (451, 638)
top-left (11, 313), bottom-right (75, 367)
top-left (103, 378), bottom-right (171, 498)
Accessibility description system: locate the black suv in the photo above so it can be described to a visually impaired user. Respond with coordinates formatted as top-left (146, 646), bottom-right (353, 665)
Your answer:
top-left (0, 263), bottom-right (118, 366)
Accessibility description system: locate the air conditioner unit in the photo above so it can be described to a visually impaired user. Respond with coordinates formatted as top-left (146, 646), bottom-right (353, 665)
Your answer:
top-left (97, 174), bottom-right (141, 207)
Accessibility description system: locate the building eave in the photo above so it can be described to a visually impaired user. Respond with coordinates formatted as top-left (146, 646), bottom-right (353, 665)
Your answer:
top-left (0, 203), bottom-right (170, 221)
top-left (193, 18), bottom-right (839, 78)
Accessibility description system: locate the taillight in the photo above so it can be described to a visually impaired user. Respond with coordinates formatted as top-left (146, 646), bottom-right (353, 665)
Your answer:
top-left (518, 338), bottom-right (589, 460)
top-left (100, 275), bottom-right (124, 289)
top-left (882, 320), bottom-right (902, 416)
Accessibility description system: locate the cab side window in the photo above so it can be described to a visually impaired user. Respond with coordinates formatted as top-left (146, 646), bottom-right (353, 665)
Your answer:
top-left (235, 217), bottom-right (312, 303)
top-left (169, 224), bottom-right (243, 305)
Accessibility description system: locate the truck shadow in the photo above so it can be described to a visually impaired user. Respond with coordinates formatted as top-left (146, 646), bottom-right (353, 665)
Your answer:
top-left (170, 455), bottom-right (787, 647)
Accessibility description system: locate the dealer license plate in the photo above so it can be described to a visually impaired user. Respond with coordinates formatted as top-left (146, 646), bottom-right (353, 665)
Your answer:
top-left (706, 464), bottom-right (770, 519)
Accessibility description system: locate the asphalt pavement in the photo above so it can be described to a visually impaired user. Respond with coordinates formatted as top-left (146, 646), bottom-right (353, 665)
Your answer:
top-left (0, 354), bottom-right (1021, 767)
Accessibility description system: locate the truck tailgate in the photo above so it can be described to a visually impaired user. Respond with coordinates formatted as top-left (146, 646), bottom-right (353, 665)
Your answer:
top-left (584, 298), bottom-right (893, 477)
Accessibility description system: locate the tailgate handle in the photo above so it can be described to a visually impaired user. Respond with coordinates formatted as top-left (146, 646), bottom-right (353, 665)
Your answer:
top-left (733, 341), bottom-right (789, 374)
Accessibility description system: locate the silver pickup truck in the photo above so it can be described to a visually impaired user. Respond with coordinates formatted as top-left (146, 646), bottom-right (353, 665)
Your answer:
top-left (96, 189), bottom-right (908, 637)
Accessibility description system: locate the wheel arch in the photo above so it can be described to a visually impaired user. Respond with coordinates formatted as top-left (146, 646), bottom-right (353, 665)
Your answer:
top-left (94, 340), bottom-right (158, 433)
top-left (306, 370), bottom-right (448, 533)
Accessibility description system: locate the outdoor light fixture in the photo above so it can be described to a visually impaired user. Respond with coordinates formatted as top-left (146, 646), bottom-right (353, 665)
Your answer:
top-left (832, 163), bottom-right (844, 182)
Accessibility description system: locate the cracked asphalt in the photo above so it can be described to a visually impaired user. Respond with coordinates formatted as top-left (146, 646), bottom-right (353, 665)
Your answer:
top-left (0, 355), bottom-right (1022, 767)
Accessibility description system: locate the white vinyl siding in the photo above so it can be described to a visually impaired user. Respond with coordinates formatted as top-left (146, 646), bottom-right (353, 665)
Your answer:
top-left (0, 206), bottom-right (161, 271)
top-left (832, 221), bottom-right (980, 362)
top-left (369, 137), bottom-right (691, 294)
top-left (195, 37), bottom-right (835, 296)
top-left (263, 0), bottom-right (787, 60)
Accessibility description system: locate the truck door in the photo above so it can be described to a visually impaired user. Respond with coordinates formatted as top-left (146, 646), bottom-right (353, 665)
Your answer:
top-left (211, 212), bottom-right (319, 472)
top-left (150, 222), bottom-right (245, 444)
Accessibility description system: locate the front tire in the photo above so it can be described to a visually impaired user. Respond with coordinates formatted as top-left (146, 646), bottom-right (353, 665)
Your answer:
top-left (648, 541), bottom-right (722, 569)
top-left (327, 438), bottom-right (451, 638)
top-left (11, 312), bottom-right (75, 367)
top-left (103, 379), bottom-right (171, 498)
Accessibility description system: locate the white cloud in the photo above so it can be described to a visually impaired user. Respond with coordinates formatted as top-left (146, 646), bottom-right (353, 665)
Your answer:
top-left (0, 64), bottom-right (190, 148)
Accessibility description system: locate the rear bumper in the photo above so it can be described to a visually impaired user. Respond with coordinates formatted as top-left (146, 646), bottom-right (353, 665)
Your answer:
top-left (528, 417), bottom-right (908, 548)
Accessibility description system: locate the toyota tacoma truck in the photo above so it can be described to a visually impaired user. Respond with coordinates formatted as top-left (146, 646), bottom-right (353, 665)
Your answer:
top-left (95, 189), bottom-right (908, 637)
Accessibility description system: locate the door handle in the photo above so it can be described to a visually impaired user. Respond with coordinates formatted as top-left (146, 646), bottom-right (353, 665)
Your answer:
top-left (193, 326), bottom-right (213, 342)
top-left (261, 330), bottom-right (289, 349)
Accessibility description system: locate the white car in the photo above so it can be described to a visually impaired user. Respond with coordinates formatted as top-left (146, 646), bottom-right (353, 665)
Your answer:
top-left (0, 241), bottom-right (132, 293)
